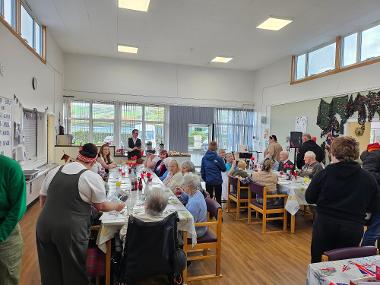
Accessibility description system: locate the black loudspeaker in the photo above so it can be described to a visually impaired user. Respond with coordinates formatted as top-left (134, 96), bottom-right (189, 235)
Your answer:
top-left (290, 132), bottom-right (303, 148)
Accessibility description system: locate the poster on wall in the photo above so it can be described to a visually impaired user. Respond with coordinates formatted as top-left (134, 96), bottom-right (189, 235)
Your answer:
top-left (0, 96), bottom-right (12, 157)
top-left (295, 116), bottom-right (308, 133)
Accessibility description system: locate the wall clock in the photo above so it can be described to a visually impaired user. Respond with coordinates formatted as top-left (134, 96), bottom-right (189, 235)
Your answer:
top-left (32, 77), bottom-right (38, 90)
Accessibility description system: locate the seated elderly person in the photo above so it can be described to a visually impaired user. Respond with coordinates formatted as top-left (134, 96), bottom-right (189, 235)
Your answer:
top-left (163, 159), bottom-right (183, 190)
top-left (120, 187), bottom-right (169, 238)
top-left (240, 159), bottom-right (278, 202)
top-left (230, 160), bottom-right (249, 178)
top-left (159, 157), bottom-right (172, 181)
top-left (154, 150), bottom-right (169, 177)
top-left (277, 151), bottom-right (294, 172)
top-left (299, 151), bottom-right (324, 179)
top-left (178, 173), bottom-right (208, 238)
top-left (181, 161), bottom-right (209, 198)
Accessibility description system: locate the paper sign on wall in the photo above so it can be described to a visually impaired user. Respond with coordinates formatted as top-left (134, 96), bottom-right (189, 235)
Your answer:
top-left (0, 96), bottom-right (12, 157)
top-left (295, 116), bottom-right (308, 133)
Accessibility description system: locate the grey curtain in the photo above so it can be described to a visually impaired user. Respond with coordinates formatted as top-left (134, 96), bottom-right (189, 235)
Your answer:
top-left (169, 106), bottom-right (214, 152)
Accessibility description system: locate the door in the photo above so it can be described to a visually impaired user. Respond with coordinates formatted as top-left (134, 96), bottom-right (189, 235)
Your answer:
top-left (188, 124), bottom-right (212, 167)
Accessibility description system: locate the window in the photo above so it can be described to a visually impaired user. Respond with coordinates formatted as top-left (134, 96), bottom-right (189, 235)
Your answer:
top-left (308, 43), bottom-right (336, 76)
top-left (0, 0), bottom-right (45, 61)
top-left (214, 109), bottom-right (255, 152)
top-left (66, 100), bottom-right (166, 148)
top-left (69, 101), bottom-right (90, 145)
top-left (34, 21), bottom-right (41, 55)
top-left (144, 106), bottom-right (165, 148)
top-left (292, 22), bottom-right (380, 84)
top-left (342, 33), bottom-right (358, 66)
top-left (296, 54), bottom-right (306, 80)
top-left (92, 103), bottom-right (115, 145)
top-left (361, 24), bottom-right (380, 61)
top-left (21, 5), bottom-right (33, 46)
top-left (2, 0), bottom-right (15, 27)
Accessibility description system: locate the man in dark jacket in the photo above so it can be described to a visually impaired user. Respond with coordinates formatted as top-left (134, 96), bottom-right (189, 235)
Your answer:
top-left (296, 134), bottom-right (324, 169)
top-left (361, 143), bottom-right (380, 246)
top-left (201, 141), bottom-right (226, 205)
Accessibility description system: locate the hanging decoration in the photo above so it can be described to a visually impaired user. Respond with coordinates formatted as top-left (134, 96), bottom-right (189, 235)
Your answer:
top-left (316, 89), bottom-right (380, 137)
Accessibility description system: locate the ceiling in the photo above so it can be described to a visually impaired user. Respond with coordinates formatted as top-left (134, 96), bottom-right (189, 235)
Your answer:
top-left (28, 0), bottom-right (380, 71)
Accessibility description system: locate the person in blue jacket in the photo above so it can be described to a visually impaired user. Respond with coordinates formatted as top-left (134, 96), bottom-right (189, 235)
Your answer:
top-left (201, 141), bottom-right (226, 204)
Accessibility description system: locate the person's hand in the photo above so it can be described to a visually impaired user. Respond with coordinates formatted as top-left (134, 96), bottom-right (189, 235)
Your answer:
top-left (133, 147), bottom-right (138, 151)
top-left (175, 187), bottom-right (183, 196)
top-left (232, 160), bottom-right (237, 167)
top-left (115, 202), bottom-right (125, 212)
top-left (110, 162), bottom-right (117, 168)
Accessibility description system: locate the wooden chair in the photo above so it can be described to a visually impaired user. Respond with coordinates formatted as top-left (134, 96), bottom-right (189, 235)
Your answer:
top-left (248, 182), bottom-right (288, 233)
top-left (321, 246), bottom-right (378, 262)
top-left (187, 198), bottom-right (223, 282)
top-left (226, 176), bottom-right (250, 220)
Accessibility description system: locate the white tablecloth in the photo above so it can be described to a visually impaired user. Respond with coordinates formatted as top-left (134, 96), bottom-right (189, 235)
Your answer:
top-left (306, 255), bottom-right (379, 285)
top-left (277, 178), bottom-right (310, 215)
top-left (97, 167), bottom-right (197, 252)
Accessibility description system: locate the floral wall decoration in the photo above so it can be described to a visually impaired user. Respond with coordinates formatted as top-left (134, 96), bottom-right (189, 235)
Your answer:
top-left (317, 90), bottom-right (380, 138)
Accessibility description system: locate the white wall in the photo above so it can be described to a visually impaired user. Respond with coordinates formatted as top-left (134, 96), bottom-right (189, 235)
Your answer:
top-left (0, 22), bottom-right (64, 166)
top-left (0, 24), bottom-right (64, 113)
top-left (252, 56), bottom-right (380, 147)
top-left (63, 54), bottom-right (255, 108)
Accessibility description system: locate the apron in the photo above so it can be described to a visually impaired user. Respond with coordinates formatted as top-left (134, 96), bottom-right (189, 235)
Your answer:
top-left (36, 166), bottom-right (91, 285)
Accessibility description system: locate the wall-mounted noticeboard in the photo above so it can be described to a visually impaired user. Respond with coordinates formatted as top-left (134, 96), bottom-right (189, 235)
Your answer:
top-left (0, 96), bottom-right (12, 157)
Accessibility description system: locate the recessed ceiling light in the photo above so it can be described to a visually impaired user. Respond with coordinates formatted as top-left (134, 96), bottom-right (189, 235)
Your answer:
top-left (256, 17), bottom-right (293, 31)
top-left (118, 0), bottom-right (150, 12)
top-left (211, 57), bottom-right (233, 63)
top-left (118, 45), bottom-right (138, 54)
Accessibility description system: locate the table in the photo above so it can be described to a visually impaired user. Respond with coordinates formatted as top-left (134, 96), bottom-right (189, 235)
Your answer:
top-left (97, 167), bottom-right (197, 285)
top-left (277, 176), bottom-right (311, 233)
top-left (306, 255), bottom-right (379, 285)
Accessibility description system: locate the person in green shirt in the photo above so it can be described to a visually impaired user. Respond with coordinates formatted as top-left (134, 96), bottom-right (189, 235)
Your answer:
top-left (0, 155), bottom-right (26, 285)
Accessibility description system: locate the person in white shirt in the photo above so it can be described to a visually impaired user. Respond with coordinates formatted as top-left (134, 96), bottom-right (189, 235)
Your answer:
top-left (36, 143), bottom-right (124, 285)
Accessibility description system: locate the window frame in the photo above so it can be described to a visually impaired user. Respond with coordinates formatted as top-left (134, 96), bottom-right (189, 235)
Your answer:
top-left (0, 0), bottom-right (46, 63)
top-left (291, 21), bottom-right (380, 85)
top-left (66, 100), bottom-right (167, 148)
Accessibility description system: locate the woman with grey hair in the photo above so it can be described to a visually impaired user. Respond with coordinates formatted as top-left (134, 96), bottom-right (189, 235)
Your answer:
top-left (178, 173), bottom-right (208, 237)
top-left (181, 161), bottom-right (196, 174)
top-left (120, 187), bottom-right (169, 239)
top-left (145, 187), bottom-right (169, 216)
top-left (180, 161), bottom-right (209, 198)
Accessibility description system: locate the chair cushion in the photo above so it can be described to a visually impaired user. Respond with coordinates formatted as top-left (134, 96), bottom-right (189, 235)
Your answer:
top-left (324, 246), bottom-right (377, 261)
top-left (251, 200), bottom-right (284, 209)
top-left (230, 191), bottom-right (249, 199)
top-left (188, 230), bottom-right (217, 244)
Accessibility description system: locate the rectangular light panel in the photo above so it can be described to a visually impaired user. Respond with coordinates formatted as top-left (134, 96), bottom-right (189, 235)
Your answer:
top-left (118, 45), bottom-right (138, 54)
top-left (257, 17), bottom-right (293, 31)
top-left (211, 57), bottom-right (233, 63)
top-left (118, 0), bottom-right (150, 12)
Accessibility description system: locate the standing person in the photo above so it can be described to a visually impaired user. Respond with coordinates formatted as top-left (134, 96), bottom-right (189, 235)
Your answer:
top-left (305, 137), bottom-right (380, 263)
top-left (361, 143), bottom-right (380, 246)
top-left (0, 155), bottom-right (26, 285)
top-left (264, 135), bottom-right (283, 162)
top-left (36, 143), bottom-right (125, 285)
top-left (296, 133), bottom-right (324, 169)
top-left (201, 141), bottom-right (226, 204)
top-left (126, 129), bottom-right (142, 159)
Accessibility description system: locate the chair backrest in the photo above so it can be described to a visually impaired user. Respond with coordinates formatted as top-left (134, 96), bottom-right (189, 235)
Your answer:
top-left (119, 212), bottom-right (179, 282)
top-left (323, 246), bottom-right (378, 261)
top-left (228, 176), bottom-right (238, 187)
top-left (205, 197), bottom-right (222, 220)
top-left (250, 182), bottom-right (264, 196)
